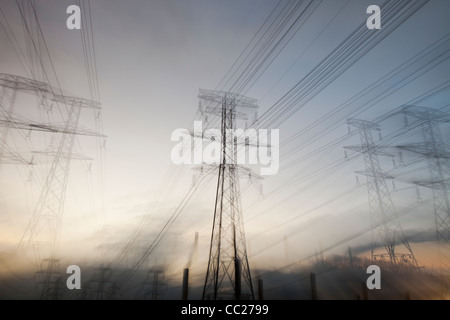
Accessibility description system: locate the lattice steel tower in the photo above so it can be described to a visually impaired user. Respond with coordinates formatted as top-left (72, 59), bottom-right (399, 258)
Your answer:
top-left (345, 118), bottom-right (418, 271)
top-left (18, 94), bottom-right (101, 299)
top-left (399, 106), bottom-right (450, 296)
top-left (200, 89), bottom-right (256, 300)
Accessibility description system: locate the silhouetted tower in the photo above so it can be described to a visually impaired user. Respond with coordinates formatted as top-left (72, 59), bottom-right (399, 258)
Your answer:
top-left (138, 269), bottom-right (165, 300)
top-left (150, 269), bottom-right (165, 300)
top-left (345, 118), bottom-right (418, 271)
top-left (37, 258), bottom-right (62, 300)
top-left (18, 95), bottom-right (101, 299)
top-left (399, 105), bottom-right (450, 296)
top-left (200, 89), bottom-right (256, 300)
top-left (81, 267), bottom-right (116, 300)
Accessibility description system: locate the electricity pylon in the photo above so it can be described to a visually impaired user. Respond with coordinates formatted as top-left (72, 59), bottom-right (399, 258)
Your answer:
top-left (199, 89), bottom-right (257, 300)
top-left (18, 94), bottom-right (101, 299)
top-left (399, 105), bottom-right (450, 297)
top-left (80, 267), bottom-right (118, 300)
top-left (0, 74), bottom-right (50, 165)
top-left (133, 268), bottom-right (165, 300)
top-left (149, 269), bottom-right (165, 300)
top-left (345, 118), bottom-right (418, 271)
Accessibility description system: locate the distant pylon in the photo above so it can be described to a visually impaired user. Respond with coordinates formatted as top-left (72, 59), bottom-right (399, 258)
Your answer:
top-left (81, 267), bottom-right (116, 300)
top-left (136, 268), bottom-right (165, 300)
top-left (345, 118), bottom-right (418, 271)
top-left (199, 89), bottom-right (257, 300)
top-left (399, 105), bottom-right (450, 297)
top-left (38, 258), bottom-right (62, 300)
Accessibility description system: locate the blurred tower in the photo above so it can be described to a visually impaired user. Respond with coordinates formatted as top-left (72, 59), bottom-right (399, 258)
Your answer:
top-left (18, 95), bottom-right (101, 299)
top-left (81, 267), bottom-right (118, 300)
top-left (399, 106), bottom-right (450, 297)
top-left (0, 74), bottom-right (50, 165)
top-left (136, 268), bottom-right (165, 300)
top-left (199, 89), bottom-right (257, 300)
top-left (345, 118), bottom-right (418, 271)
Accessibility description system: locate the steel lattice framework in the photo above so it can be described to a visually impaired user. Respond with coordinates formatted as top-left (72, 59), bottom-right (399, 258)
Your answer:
top-left (17, 94), bottom-right (100, 299)
top-left (201, 89), bottom-right (256, 300)
top-left (345, 119), bottom-right (418, 271)
top-left (399, 106), bottom-right (450, 297)
top-left (0, 74), bottom-right (50, 165)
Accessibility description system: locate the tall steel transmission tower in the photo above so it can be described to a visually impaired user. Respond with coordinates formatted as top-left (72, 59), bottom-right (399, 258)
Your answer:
top-left (345, 118), bottom-right (418, 271)
top-left (199, 89), bottom-right (257, 300)
top-left (398, 106), bottom-right (450, 295)
top-left (18, 94), bottom-right (101, 299)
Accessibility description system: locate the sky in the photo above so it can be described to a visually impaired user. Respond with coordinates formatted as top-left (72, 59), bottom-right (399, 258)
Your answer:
top-left (0, 0), bottom-right (449, 299)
